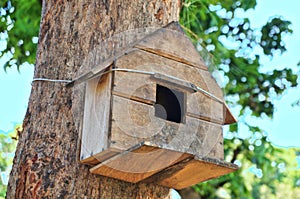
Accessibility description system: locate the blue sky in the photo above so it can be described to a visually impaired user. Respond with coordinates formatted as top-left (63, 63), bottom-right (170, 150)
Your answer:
top-left (0, 0), bottom-right (299, 150)
top-left (239, 0), bottom-right (300, 148)
top-left (0, 62), bottom-right (33, 134)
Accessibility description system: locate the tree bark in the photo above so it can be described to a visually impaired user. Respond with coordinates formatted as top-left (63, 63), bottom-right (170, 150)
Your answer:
top-left (178, 188), bottom-right (201, 199)
top-left (6, 0), bottom-right (180, 198)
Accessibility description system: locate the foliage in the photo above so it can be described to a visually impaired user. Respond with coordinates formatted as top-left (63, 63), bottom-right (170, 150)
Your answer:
top-left (0, 125), bottom-right (19, 198)
top-left (0, 0), bottom-right (41, 71)
top-left (194, 135), bottom-right (300, 198)
top-left (180, 0), bottom-right (300, 198)
top-left (0, 0), bottom-right (299, 198)
top-left (180, 0), bottom-right (297, 118)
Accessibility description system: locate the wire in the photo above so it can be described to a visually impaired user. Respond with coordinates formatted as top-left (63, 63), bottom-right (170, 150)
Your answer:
top-left (32, 68), bottom-right (223, 104)
top-left (103, 68), bottom-right (155, 76)
top-left (94, 68), bottom-right (224, 104)
top-left (32, 78), bottom-right (72, 83)
top-left (195, 86), bottom-right (223, 104)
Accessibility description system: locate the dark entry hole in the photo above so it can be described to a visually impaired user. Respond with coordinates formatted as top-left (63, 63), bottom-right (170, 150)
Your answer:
top-left (154, 85), bottom-right (185, 123)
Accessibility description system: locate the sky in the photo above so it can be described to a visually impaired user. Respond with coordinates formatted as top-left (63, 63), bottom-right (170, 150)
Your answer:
top-left (0, 2), bottom-right (299, 143)
top-left (237, 0), bottom-right (300, 148)
top-left (0, 62), bottom-right (33, 134)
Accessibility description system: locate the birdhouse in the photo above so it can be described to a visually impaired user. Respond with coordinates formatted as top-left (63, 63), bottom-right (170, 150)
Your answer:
top-left (73, 22), bottom-right (238, 189)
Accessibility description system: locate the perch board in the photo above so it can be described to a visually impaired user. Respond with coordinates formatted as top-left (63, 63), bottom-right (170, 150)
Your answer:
top-left (90, 143), bottom-right (238, 189)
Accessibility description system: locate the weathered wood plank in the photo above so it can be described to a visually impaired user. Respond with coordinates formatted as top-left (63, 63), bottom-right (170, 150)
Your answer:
top-left (150, 73), bottom-right (197, 93)
top-left (199, 70), bottom-right (224, 102)
top-left (68, 59), bottom-right (113, 86)
top-left (80, 148), bottom-right (121, 166)
top-left (186, 92), bottom-right (224, 124)
top-left (80, 70), bottom-right (112, 162)
top-left (110, 94), bottom-right (158, 150)
top-left (112, 90), bottom-right (155, 105)
top-left (112, 69), bottom-right (156, 103)
top-left (144, 157), bottom-right (238, 190)
top-left (224, 103), bottom-right (238, 124)
top-left (90, 145), bottom-right (192, 183)
top-left (114, 49), bottom-right (210, 96)
top-left (114, 49), bottom-right (229, 124)
top-left (134, 22), bottom-right (208, 70)
top-left (110, 95), bottom-right (224, 160)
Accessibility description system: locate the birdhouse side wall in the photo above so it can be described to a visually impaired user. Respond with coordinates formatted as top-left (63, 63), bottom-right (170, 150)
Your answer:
top-left (80, 69), bottom-right (113, 163)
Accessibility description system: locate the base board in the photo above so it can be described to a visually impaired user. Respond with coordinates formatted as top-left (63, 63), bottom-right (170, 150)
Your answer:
top-left (88, 143), bottom-right (238, 188)
top-left (144, 156), bottom-right (238, 189)
top-left (90, 144), bottom-right (191, 183)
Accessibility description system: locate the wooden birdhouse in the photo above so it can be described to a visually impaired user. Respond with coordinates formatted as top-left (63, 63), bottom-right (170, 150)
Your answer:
top-left (73, 22), bottom-right (238, 189)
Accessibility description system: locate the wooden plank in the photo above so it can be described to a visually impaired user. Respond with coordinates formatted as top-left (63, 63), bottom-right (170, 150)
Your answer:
top-left (144, 157), bottom-right (238, 190)
top-left (69, 25), bottom-right (154, 86)
top-left (113, 69), bottom-right (156, 103)
top-left (114, 49), bottom-right (231, 124)
top-left (114, 49), bottom-right (210, 96)
top-left (150, 73), bottom-right (197, 93)
top-left (109, 94), bottom-right (157, 150)
top-left (110, 95), bottom-right (224, 160)
top-left (178, 116), bottom-right (224, 160)
top-left (134, 22), bottom-right (208, 70)
top-left (80, 148), bottom-right (121, 166)
top-left (90, 144), bottom-right (192, 183)
top-left (80, 70), bottom-right (112, 163)
top-left (186, 112), bottom-right (223, 125)
top-left (224, 103), bottom-right (238, 124)
top-left (136, 46), bottom-right (207, 71)
top-left (112, 90), bottom-right (155, 105)
top-left (68, 59), bottom-right (113, 86)
top-left (186, 92), bottom-right (224, 124)
top-left (198, 70), bottom-right (224, 101)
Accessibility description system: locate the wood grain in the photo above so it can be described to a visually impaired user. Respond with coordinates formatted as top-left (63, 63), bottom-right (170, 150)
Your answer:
top-left (145, 157), bottom-right (238, 190)
top-left (90, 145), bottom-right (192, 183)
top-left (113, 49), bottom-right (233, 124)
top-left (135, 22), bottom-right (207, 70)
top-left (80, 71), bottom-right (112, 161)
top-left (110, 95), bottom-right (224, 160)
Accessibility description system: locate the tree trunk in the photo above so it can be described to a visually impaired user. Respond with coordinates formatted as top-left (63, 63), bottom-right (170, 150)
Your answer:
top-left (6, 0), bottom-right (180, 198)
top-left (178, 188), bottom-right (201, 199)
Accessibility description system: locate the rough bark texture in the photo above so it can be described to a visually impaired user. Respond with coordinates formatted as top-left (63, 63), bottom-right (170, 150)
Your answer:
top-left (7, 0), bottom-right (181, 198)
top-left (178, 188), bottom-right (201, 199)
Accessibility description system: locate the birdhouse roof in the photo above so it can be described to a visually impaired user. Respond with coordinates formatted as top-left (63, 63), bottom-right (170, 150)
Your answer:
top-left (134, 22), bottom-right (208, 70)
top-left (70, 21), bottom-right (237, 124)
